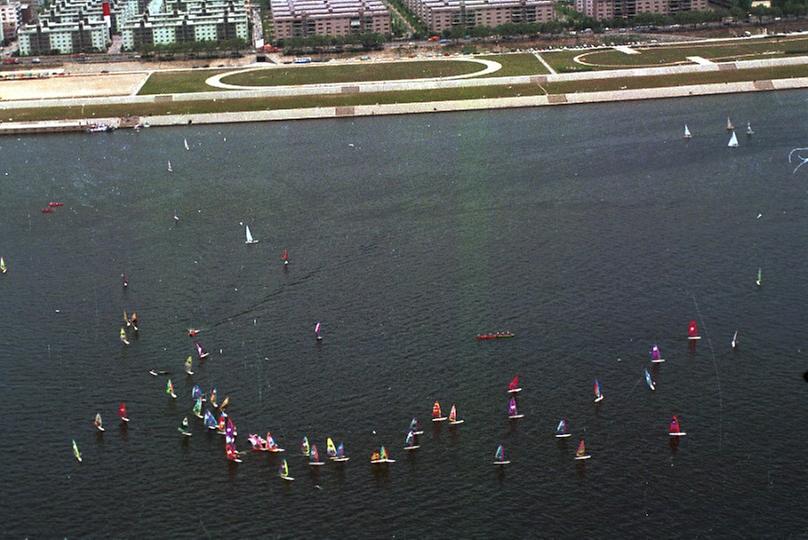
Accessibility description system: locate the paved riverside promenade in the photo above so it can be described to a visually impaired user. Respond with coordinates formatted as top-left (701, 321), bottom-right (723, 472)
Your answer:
top-left (2, 56), bottom-right (808, 133)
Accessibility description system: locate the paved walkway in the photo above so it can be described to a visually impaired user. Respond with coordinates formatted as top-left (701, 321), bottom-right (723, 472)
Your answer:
top-left (613, 45), bottom-right (640, 55)
top-left (533, 52), bottom-right (556, 75)
top-left (687, 56), bottom-right (716, 66)
top-left (204, 57), bottom-right (502, 90)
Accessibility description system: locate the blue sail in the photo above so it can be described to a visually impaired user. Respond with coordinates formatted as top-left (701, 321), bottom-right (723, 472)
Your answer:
top-left (337, 442), bottom-right (345, 457)
top-left (556, 418), bottom-right (567, 434)
top-left (644, 369), bottom-right (655, 390)
top-left (405, 431), bottom-right (414, 445)
top-left (495, 445), bottom-right (504, 461)
top-left (191, 385), bottom-right (202, 400)
top-left (409, 417), bottom-right (418, 430)
top-left (203, 410), bottom-right (216, 428)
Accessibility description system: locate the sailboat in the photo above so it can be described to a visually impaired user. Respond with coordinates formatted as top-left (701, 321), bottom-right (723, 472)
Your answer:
top-left (726, 116), bottom-right (734, 131)
top-left (326, 437), bottom-right (338, 460)
top-left (507, 375), bottom-right (522, 394)
top-left (191, 384), bottom-right (204, 402)
top-left (248, 434), bottom-right (267, 451)
top-left (688, 320), bottom-right (701, 340)
top-left (216, 413), bottom-right (227, 435)
top-left (404, 431), bottom-right (420, 450)
top-left (281, 249), bottom-right (289, 265)
top-left (265, 432), bottom-right (284, 452)
top-left (245, 225), bottom-right (259, 245)
top-left (370, 446), bottom-right (395, 464)
top-left (448, 404), bottom-right (464, 425)
top-left (314, 322), bottom-right (322, 341)
top-left (575, 439), bottom-right (591, 460)
top-left (644, 368), bottom-right (656, 391)
top-left (683, 124), bottom-right (692, 139)
top-left (301, 436), bottom-right (310, 456)
top-left (166, 379), bottom-right (177, 399)
top-left (555, 418), bottom-right (571, 438)
top-left (279, 459), bottom-right (294, 481)
top-left (493, 444), bottom-right (510, 465)
top-left (593, 379), bottom-right (604, 403)
top-left (309, 444), bottom-right (326, 466)
top-left (178, 416), bottom-right (192, 437)
top-left (121, 273), bottom-right (128, 288)
top-left (123, 310), bottom-right (131, 328)
top-left (756, 267), bottom-right (762, 287)
top-left (220, 396), bottom-right (230, 411)
top-left (0, 257), bottom-right (6, 274)
top-left (225, 417), bottom-right (237, 441)
top-left (746, 122), bottom-right (754, 136)
top-left (209, 387), bottom-right (218, 408)
top-left (669, 415), bottom-right (687, 436)
top-left (225, 442), bottom-right (242, 463)
top-left (333, 441), bottom-right (350, 462)
top-left (728, 132), bottom-right (739, 148)
top-left (193, 397), bottom-right (203, 418)
top-left (118, 402), bottom-right (129, 423)
top-left (507, 397), bottom-right (524, 419)
top-left (432, 401), bottom-right (447, 422)
top-left (119, 327), bottom-right (129, 345)
top-left (184, 138), bottom-right (189, 150)
top-left (409, 417), bottom-right (424, 435)
top-left (167, 160), bottom-right (173, 172)
top-left (94, 413), bottom-right (105, 432)
top-left (72, 439), bottom-right (82, 462)
top-left (650, 344), bottom-right (665, 363)
top-left (184, 356), bottom-right (194, 375)
top-left (194, 341), bottom-right (209, 359)
top-left (731, 330), bottom-right (738, 350)
top-left (204, 410), bottom-right (217, 430)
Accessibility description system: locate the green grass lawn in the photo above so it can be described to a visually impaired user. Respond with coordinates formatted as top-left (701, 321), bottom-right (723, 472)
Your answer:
top-left (219, 60), bottom-right (485, 87)
top-left (545, 63), bottom-right (808, 93)
top-left (544, 36), bottom-right (808, 72)
top-left (5, 84), bottom-right (544, 122)
top-left (477, 53), bottom-right (549, 77)
top-left (139, 69), bottom-right (230, 95)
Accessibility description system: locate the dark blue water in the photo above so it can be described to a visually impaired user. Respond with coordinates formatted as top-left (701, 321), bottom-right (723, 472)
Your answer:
top-left (2, 91), bottom-right (808, 538)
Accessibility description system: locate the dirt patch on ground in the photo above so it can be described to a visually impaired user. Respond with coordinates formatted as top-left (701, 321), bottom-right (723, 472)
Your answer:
top-left (0, 72), bottom-right (149, 100)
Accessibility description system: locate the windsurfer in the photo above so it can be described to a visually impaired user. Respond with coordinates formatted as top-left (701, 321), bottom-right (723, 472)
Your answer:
top-left (371, 451), bottom-right (380, 461)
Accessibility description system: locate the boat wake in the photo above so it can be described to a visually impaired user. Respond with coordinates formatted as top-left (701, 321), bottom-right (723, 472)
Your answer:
top-left (788, 147), bottom-right (808, 174)
top-left (692, 293), bottom-right (723, 451)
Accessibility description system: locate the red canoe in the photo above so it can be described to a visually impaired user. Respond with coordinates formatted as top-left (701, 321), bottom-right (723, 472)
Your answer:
top-left (476, 332), bottom-right (515, 341)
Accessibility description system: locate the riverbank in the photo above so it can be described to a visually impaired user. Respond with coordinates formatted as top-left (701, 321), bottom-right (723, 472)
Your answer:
top-left (1, 74), bottom-right (805, 134)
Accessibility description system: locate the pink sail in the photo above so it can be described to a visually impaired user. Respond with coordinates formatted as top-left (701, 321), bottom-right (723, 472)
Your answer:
top-left (508, 375), bottom-right (520, 391)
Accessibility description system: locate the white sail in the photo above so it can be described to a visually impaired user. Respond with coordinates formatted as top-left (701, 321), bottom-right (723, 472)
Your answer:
top-left (245, 225), bottom-right (258, 244)
top-left (167, 160), bottom-right (173, 172)
top-left (746, 122), bottom-right (754, 135)
top-left (731, 330), bottom-right (738, 349)
top-left (728, 132), bottom-right (739, 148)
top-left (684, 124), bottom-right (691, 139)
top-left (727, 117), bottom-right (734, 131)
top-left (184, 138), bottom-right (190, 150)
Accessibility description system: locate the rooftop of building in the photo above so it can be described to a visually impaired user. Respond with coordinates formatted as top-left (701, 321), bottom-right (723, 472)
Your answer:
top-left (270, 0), bottom-right (388, 17)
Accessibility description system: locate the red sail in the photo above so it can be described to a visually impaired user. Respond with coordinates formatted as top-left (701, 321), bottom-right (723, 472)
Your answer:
top-left (508, 375), bottom-right (520, 391)
top-left (281, 249), bottom-right (288, 261)
top-left (688, 320), bottom-right (699, 337)
top-left (669, 416), bottom-right (681, 433)
top-left (432, 401), bottom-right (441, 418)
top-left (118, 403), bottom-right (127, 418)
top-left (576, 439), bottom-right (586, 456)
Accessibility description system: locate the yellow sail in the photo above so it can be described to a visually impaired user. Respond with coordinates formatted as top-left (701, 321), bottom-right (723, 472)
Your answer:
top-left (327, 437), bottom-right (337, 456)
top-left (0, 257), bottom-right (6, 273)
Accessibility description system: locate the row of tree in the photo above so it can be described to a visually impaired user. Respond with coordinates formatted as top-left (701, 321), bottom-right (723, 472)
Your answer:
top-left (134, 38), bottom-right (247, 54)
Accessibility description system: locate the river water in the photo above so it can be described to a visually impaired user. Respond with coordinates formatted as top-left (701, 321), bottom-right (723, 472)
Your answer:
top-left (2, 91), bottom-right (807, 537)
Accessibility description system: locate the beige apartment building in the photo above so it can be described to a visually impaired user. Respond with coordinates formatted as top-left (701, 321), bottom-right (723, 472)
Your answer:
top-left (574, 0), bottom-right (709, 19)
top-left (402, 0), bottom-right (555, 33)
top-left (271, 0), bottom-right (390, 39)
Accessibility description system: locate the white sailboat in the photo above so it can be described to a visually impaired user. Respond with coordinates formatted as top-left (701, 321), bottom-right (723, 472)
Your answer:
top-left (683, 124), bottom-right (692, 139)
top-left (167, 160), bottom-right (173, 172)
top-left (728, 132), bottom-right (739, 148)
top-left (184, 138), bottom-right (190, 150)
top-left (746, 122), bottom-right (754, 136)
top-left (726, 116), bottom-right (734, 131)
top-left (245, 225), bottom-right (259, 245)
top-left (731, 330), bottom-right (738, 350)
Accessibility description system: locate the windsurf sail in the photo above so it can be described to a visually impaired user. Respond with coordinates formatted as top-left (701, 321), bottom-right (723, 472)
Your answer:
top-left (225, 442), bottom-right (239, 461)
top-left (94, 413), bottom-right (103, 430)
top-left (118, 402), bottom-right (128, 420)
top-left (727, 116), bottom-right (734, 131)
top-left (301, 436), bottom-right (310, 456)
top-left (280, 459), bottom-right (290, 477)
top-left (746, 122), bottom-right (754, 135)
top-left (644, 368), bottom-right (655, 391)
top-left (327, 437), bottom-right (337, 458)
top-left (191, 384), bottom-right (202, 400)
top-left (281, 249), bottom-right (289, 263)
top-left (684, 124), bottom-right (692, 138)
top-left (121, 273), bottom-right (128, 288)
top-left (266, 432), bottom-right (277, 450)
top-left (194, 342), bottom-right (209, 359)
top-left (119, 327), bottom-right (128, 344)
top-left (508, 397), bottom-right (518, 417)
top-left (494, 444), bottom-right (505, 462)
top-left (72, 439), bottom-right (82, 462)
top-left (669, 415), bottom-right (686, 435)
top-left (193, 397), bottom-right (203, 417)
top-left (556, 418), bottom-right (569, 436)
top-left (508, 375), bottom-right (521, 392)
top-left (217, 413), bottom-right (227, 433)
top-left (380, 446), bottom-right (388, 461)
top-left (179, 416), bottom-right (191, 434)
top-left (204, 410), bottom-right (217, 429)
top-left (449, 405), bottom-right (458, 422)
top-left (220, 396), bottom-right (230, 411)
top-left (245, 225), bottom-right (256, 244)
top-left (576, 439), bottom-right (588, 458)
top-left (731, 330), bottom-right (738, 349)
top-left (432, 401), bottom-right (443, 419)
top-left (209, 387), bottom-right (218, 407)
top-left (593, 379), bottom-right (603, 402)
top-left (688, 320), bottom-right (700, 339)
top-left (185, 356), bottom-right (193, 374)
top-left (756, 267), bottom-right (762, 286)
top-left (225, 417), bottom-right (236, 438)
top-left (184, 138), bottom-right (189, 150)
top-left (310, 444), bottom-right (321, 463)
top-left (0, 257), bottom-right (6, 273)
top-left (123, 310), bottom-right (130, 327)
top-left (166, 379), bottom-right (175, 397)
top-left (405, 431), bottom-right (415, 447)
top-left (651, 345), bottom-right (662, 361)
top-left (337, 442), bottom-right (346, 458)
top-left (314, 322), bottom-right (322, 339)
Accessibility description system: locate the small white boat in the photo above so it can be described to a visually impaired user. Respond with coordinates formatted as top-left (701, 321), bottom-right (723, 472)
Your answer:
top-left (94, 413), bottom-right (105, 432)
top-left (726, 116), bottom-right (734, 131)
top-left (184, 138), bottom-right (190, 150)
top-left (245, 225), bottom-right (259, 245)
top-left (746, 122), bottom-right (754, 136)
top-left (756, 268), bottom-right (762, 287)
top-left (728, 132), bottom-right (739, 148)
top-left (683, 124), bottom-right (692, 139)
top-left (167, 161), bottom-right (173, 173)
top-left (731, 330), bottom-right (738, 350)
top-left (593, 379), bottom-right (604, 403)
